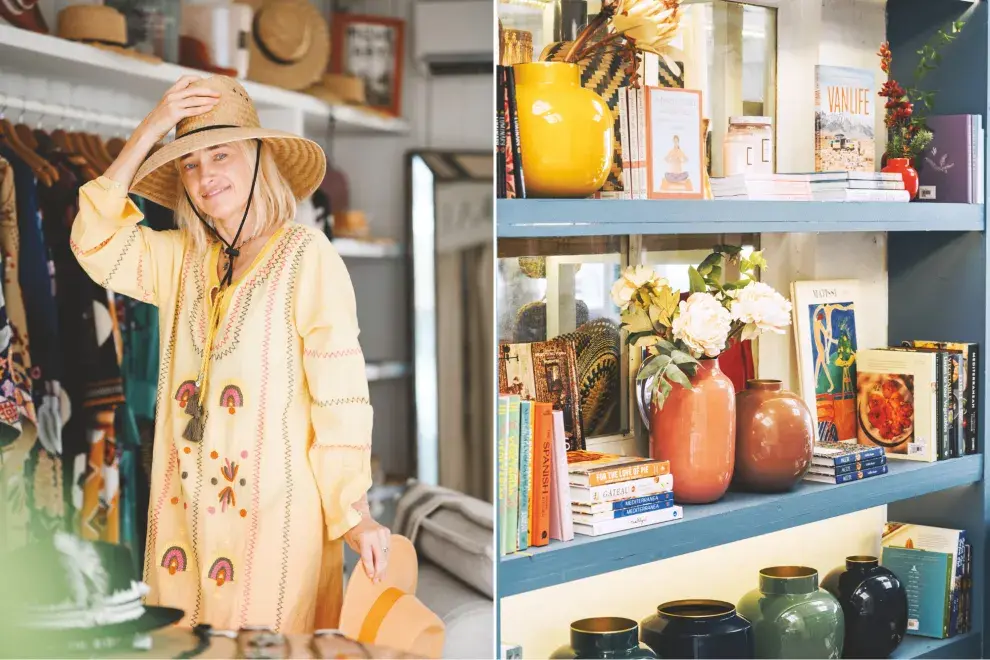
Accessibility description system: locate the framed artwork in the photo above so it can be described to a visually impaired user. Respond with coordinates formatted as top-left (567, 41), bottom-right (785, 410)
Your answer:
top-left (330, 13), bottom-right (405, 117)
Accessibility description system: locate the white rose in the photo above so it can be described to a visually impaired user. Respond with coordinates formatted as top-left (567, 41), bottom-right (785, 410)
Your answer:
top-left (610, 265), bottom-right (667, 310)
top-left (672, 292), bottom-right (731, 358)
top-left (730, 281), bottom-right (792, 341)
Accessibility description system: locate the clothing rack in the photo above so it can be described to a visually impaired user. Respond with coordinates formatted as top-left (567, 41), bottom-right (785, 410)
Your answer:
top-left (0, 93), bottom-right (141, 131)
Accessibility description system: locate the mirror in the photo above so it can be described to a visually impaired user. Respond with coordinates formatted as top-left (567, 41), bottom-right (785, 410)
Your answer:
top-left (407, 150), bottom-right (493, 503)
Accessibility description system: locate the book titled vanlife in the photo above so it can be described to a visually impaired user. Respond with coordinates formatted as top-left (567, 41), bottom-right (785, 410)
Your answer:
top-left (505, 395), bottom-right (522, 552)
top-left (566, 450), bottom-right (669, 487)
top-left (497, 395), bottom-right (509, 556)
top-left (571, 473), bottom-right (674, 505)
top-left (814, 65), bottom-right (876, 173)
top-left (573, 505), bottom-right (683, 537)
top-left (803, 463), bottom-right (888, 484)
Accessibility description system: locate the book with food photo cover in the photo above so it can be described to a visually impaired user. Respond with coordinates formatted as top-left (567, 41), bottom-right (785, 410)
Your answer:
top-left (855, 349), bottom-right (938, 462)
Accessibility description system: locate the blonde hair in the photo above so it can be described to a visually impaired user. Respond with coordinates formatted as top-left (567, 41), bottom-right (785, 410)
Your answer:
top-left (173, 139), bottom-right (297, 255)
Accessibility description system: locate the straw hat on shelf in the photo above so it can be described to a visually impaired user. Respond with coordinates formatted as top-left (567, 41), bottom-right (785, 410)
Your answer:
top-left (56, 4), bottom-right (161, 63)
top-left (236, 0), bottom-right (330, 91)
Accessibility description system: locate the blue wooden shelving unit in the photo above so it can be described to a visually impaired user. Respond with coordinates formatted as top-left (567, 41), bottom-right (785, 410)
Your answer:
top-left (495, 0), bottom-right (989, 656)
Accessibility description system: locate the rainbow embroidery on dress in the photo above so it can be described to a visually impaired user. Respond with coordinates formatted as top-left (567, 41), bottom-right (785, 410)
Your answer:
top-left (175, 380), bottom-right (198, 408)
top-left (208, 557), bottom-right (234, 586)
top-left (161, 546), bottom-right (188, 575)
top-left (219, 384), bottom-right (244, 415)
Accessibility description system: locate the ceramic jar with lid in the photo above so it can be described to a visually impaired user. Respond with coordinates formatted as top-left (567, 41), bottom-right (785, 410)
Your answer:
top-left (640, 599), bottom-right (755, 659)
top-left (736, 566), bottom-right (844, 658)
top-left (821, 556), bottom-right (908, 658)
top-left (551, 617), bottom-right (657, 659)
top-left (723, 116), bottom-right (773, 176)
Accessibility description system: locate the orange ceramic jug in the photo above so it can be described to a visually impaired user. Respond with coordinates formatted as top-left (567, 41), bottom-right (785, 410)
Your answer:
top-left (648, 358), bottom-right (736, 504)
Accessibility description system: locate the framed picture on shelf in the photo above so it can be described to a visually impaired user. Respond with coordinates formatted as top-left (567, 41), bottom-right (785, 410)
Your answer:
top-left (330, 13), bottom-right (405, 117)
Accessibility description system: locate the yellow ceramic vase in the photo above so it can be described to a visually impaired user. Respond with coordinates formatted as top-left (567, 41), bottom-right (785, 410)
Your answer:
top-left (512, 62), bottom-right (614, 198)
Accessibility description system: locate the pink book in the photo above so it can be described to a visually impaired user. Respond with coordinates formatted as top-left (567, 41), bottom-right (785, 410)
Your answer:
top-left (549, 410), bottom-right (574, 542)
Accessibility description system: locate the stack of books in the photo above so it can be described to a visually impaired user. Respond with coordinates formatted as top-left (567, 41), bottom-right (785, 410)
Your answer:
top-left (567, 452), bottom-right (681, 537)
top-left (803, 442), bottom-right (888, 484)
top-left (710, 171), bottom-right (909, 201)
top-left (881, 522), bottom-right (972, 639)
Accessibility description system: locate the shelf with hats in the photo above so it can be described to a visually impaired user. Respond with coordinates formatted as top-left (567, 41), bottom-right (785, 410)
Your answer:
top-left (0, 23), bottom-right (408, 135)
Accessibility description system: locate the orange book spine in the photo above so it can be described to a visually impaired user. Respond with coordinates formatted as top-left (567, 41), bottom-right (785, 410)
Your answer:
top-left (587, 461), bottom-right (670, 487)
top-left (531, 402), bottom-right (553, 547)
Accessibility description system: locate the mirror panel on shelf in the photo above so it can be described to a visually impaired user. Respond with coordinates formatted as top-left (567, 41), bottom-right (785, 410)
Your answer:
top-left (409, 150), bottom-right (493, 502)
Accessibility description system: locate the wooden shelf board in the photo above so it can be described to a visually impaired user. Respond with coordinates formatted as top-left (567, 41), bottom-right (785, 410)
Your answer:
top-left (498, 454), bottom-right (984, 596)
top-left (496, 199), bottom-right (985, 238)
top-left (892, 631), bottom-right (982, 659)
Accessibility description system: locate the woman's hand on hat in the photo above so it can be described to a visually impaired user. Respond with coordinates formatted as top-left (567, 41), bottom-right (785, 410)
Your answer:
top-left (343, 512), bottom-right (391, 584)
top-left (136, 75), bottom-right (221, 144)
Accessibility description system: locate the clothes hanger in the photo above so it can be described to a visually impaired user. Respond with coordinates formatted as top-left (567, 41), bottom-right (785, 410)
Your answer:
top-left (0, 100), bottom-right (55, 186)
top-left (13, 107), bottom-right (62, 184)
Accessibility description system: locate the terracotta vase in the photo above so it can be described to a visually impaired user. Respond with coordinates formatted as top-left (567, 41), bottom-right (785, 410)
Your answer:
top-left (648, 358), bottom-right (736, 504)
top-left (511, 61), bottom-right (614, 197)
top-left (881, 157), bottom-right (918, 200)
top-left (733, 380), bottom-right (814, 492)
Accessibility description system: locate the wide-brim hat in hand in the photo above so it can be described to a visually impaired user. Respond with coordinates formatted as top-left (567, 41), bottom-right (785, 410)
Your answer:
top-left (339, 535), bottom-right (446, 658)
top-left (237, 0), bottom-right (330, 91)
top-left (131, 75), bottom-right (327, 210)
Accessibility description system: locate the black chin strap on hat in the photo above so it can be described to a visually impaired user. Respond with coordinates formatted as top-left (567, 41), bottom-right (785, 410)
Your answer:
top-left (184, 138), bottom-right (263, 288)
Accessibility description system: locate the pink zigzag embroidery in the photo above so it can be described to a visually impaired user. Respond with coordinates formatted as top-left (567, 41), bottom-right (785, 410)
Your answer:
top-left (304, 347), bottom-right (363, 359)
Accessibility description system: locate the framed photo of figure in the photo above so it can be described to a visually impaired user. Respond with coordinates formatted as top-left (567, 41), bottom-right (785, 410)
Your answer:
top-left (330, 13), bottom-right (405, 117)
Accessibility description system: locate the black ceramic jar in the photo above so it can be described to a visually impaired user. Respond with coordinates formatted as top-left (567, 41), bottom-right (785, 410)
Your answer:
top-left (640, 599), bottom-right (755, 659)
top-left (821, 555), bottom-right (908, 658)
top-left (551, 617), bottom-right (658, 659)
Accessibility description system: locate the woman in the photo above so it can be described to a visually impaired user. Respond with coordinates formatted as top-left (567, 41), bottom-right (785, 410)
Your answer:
top-left (70, 74), bottom-right (389, 634)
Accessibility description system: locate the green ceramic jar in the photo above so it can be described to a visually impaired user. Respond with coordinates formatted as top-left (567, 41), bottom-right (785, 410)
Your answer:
top-left (736, 566), bottom-right (844, 659)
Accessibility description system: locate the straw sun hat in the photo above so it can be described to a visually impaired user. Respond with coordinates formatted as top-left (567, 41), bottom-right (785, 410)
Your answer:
top-left (131, 75), bottom-right (326, 210)
top-left (238, 0), bottom-right (331, 91)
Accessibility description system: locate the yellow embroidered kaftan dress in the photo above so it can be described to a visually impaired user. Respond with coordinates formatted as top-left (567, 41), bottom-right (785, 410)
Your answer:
top-left (70, 176), bottom-right (373, 633)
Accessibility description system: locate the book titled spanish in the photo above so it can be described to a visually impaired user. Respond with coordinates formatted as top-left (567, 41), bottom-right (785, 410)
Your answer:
top-left (814, 65), bottom-right (876, 173)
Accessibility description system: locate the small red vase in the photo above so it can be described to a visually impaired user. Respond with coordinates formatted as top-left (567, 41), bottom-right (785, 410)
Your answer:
top-left (881, 157), bottom-right (918, 200)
